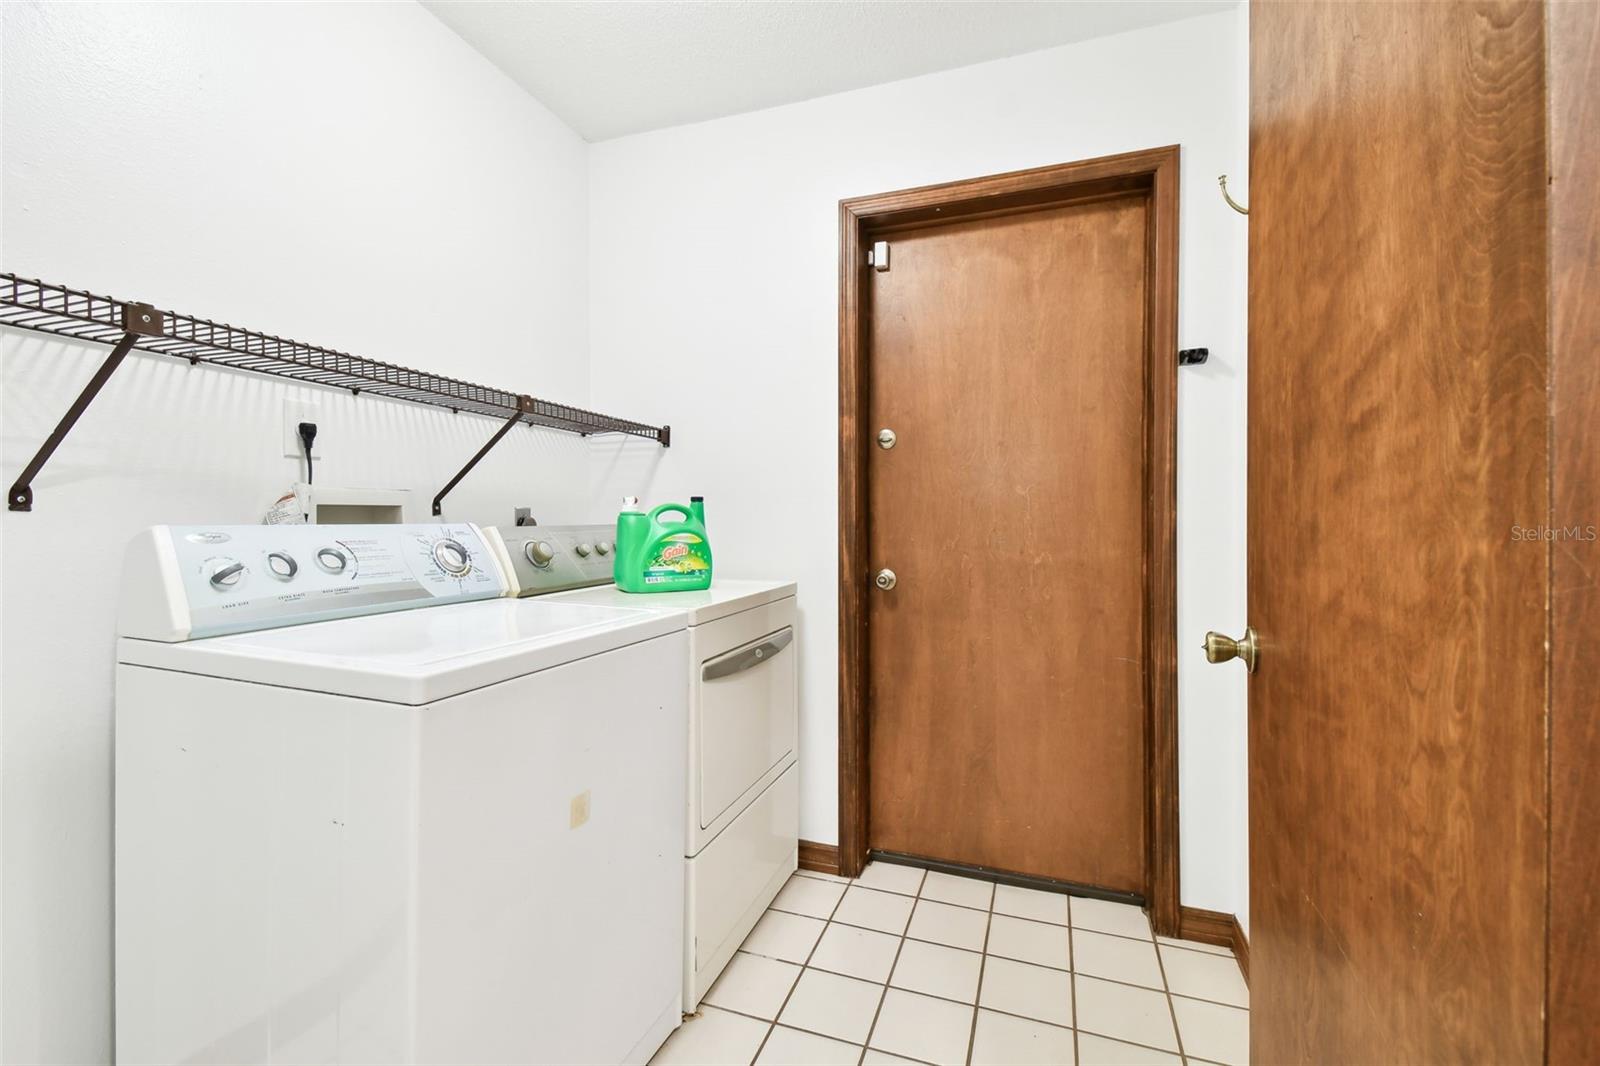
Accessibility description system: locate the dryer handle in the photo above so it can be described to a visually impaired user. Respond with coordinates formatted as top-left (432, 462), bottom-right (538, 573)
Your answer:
top-left (702, 629), bottom-right (793, 681)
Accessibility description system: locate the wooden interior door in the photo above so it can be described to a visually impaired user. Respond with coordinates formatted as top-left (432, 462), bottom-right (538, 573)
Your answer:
top-left (864, 192), bottom-right (1154, 893)
top-left (1248, 2), bottom-right (1549, 1060)
top-left (1549, 1), bottom-right (1600, 1058)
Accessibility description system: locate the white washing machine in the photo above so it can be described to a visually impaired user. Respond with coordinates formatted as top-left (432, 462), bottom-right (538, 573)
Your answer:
top-left (486, 524), bottom-right (798, 1010)
top-left (114, 523), bottom-right (690, 1065)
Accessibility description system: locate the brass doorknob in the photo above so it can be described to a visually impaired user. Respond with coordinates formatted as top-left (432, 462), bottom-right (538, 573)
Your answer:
top-left (1203, 627), bottom-right (1258, 673)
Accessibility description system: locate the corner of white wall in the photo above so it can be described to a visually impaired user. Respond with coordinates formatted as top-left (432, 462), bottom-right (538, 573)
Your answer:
top-left (1232, 0), bottom-right (1250, 939)
top-left (0, 4), bottom-right (592, 1061)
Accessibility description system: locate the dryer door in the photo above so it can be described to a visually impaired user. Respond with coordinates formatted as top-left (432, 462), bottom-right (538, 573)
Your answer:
top-left (697, 614), bottom-right (796, 831)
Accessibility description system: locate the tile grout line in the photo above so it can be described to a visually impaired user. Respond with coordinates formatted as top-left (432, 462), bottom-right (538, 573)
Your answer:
top-left (1062, 962), bottom-right (1252, 1011)
top-left (1068, 894), bottom-right (1080, 1066)
top-left (1149, 913), bottom-right (1188, 1064)
top-left (705, 1004), bottom-right (917, 1061)
top-left (746, 875), bottom-right (851, 1066)
top-left (758, 931), bottom-right (1247, 1010)
top-left (772, 897), bottom-right (1233, 959)
top-left (733, 875), bottom-right (1241, 1065)
top-left (706, 999), bottom-right (1194, 1063)
top-left (710, 879), bottom-right (1219, 1065)
top-left (962, 881), bottom-right (997, 1066)
top-left (1167, 989), bottom-right (1250, 1012)
top-left (795, 873), bottom-right (1240, 967)
top-left (854, 868), bottom-right (924, 1065)
top-left (1154, 937), bottom-right (1235, 958)
top-left (700, 1005), bottom-right (854, 1053)
top-left (767, 896), bottom-right (1248, 977)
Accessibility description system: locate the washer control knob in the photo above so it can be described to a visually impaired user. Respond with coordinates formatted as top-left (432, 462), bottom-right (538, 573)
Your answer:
top-left (209, 560), bottom-right (245, 589)
top-left (595, 541), bottom-right (612, 556)
top-left (316, 547), bottom-right (349, 575)
top-left (433, 538), bottom-right (471, 576)
top-left (525, 540), bottom-right (556, 568)
top-left (266, 551), bottom-right (298, 581)
top-left (574, 543), bottom-right (593, 558)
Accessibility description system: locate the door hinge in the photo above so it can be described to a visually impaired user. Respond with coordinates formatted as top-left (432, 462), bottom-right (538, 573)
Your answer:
top-left (867, 240), bottom-right (890, 272)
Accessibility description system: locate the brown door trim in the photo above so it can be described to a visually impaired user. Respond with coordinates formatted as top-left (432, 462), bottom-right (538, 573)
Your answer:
top-left (1547, 0), bottom-right (1600, 1057)
top-left (836, 146), bottom-right (1181, 936)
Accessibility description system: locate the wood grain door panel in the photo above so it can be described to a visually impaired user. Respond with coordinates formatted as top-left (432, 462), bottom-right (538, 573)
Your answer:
top-left (1248, 2), bottom-right (1548, 1061)
top-left (1548, 0), bottom-right (1600, 1057)
top-left (866, 196), bottom-right (1150, 891)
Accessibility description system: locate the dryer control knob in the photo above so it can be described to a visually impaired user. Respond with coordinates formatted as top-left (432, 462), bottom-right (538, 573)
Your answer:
top-left (595, 541), bottom-right (612, 556)
top-left (575, 543), bottom-right (593, 558)
top-left (209, 560), bottom-right (245, 589)
top-left (525, 540), bottom-right (555, 568)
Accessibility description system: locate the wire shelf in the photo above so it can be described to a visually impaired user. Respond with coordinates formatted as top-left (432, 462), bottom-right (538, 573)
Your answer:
top-left (1, 271), bottom-right (668, 512)
top-left (0, 273), bottom-right (668, 443)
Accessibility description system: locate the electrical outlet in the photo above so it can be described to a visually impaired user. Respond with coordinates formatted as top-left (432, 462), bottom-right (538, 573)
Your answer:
top-left (283, 400), bottom-right (320, 459)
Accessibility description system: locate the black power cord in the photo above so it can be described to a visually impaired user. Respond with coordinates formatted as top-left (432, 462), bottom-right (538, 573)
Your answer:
top-left (298, 421), bottom-right (318, 485)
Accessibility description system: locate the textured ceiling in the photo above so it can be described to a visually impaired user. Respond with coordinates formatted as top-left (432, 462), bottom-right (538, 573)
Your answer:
top-left (420, 0), bottom-right (1237, 142)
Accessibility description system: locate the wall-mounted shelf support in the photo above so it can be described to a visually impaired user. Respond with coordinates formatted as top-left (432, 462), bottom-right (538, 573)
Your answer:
top-left (8, 302), bottom-right (164, 511)
top-left (0, 273), bottom-right (670, 512)
top-left (432, 401), bottom-right (531, 516)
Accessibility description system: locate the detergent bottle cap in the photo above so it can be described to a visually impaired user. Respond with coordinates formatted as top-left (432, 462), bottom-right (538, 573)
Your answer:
top-left (621, 496), bottom-right (641, 512)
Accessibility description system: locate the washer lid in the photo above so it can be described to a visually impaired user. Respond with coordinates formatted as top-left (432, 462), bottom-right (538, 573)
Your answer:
top-left (546, 578), bottom-right (796, 626)
top-left (117, 597), bottom-right (688, 705)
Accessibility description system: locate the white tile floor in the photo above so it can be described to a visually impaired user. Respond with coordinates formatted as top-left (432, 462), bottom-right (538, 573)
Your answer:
top-left (652, 864), bottom-right (1248, 1066)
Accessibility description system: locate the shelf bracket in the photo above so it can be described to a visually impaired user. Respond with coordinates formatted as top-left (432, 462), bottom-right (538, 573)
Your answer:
top-left (8, 302), bottom-right (164, 512)
top-left (431, 398), bottom-right (533, 517)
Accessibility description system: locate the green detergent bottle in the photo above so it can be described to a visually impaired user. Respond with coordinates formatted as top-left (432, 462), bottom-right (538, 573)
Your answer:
top-left (614, 496), bottom-right (713, 593)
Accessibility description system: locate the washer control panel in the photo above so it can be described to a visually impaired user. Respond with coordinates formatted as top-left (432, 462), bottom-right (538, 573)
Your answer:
top-left (492, 524), bottom-right (616, 597)
top-left (122, 523), bottom-right (508, 641)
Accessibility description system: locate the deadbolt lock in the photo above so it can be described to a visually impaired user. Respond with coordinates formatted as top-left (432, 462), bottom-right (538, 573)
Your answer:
top-left (877, 428), bottom-right (897, 450)
top-left (1203, 627), bottom-right (1258, 673)
top-left (875, 568), bottom-right (897, 591)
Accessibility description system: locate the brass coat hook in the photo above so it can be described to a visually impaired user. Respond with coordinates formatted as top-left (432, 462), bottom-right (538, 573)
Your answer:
top-left (1219, 174), bottom-right (1249, 215)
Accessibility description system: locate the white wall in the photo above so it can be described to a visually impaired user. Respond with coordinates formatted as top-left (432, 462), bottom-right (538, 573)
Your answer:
top-left (2, 7), bottom-right (1252, 1056)
top-left (0, 4), bottom-right (591, 1061)
top-left (1230, 0), bottom-right (1250, 937)
top-left (587, 10), bottom-right (1250, 923)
